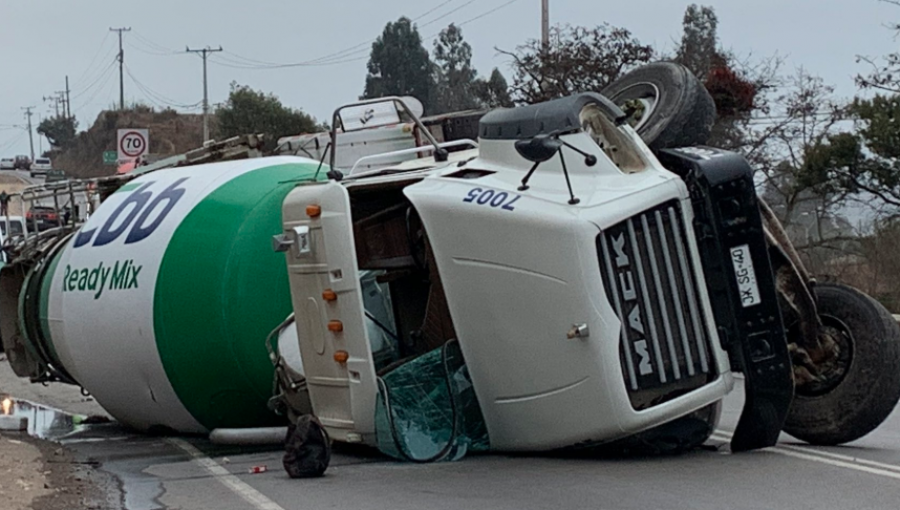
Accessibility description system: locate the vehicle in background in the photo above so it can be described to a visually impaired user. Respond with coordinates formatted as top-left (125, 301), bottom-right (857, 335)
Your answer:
top-left (0, 216), bottom-right (27, 240)
top-left (25, 206), bottom-right (60, 231)
top-left (0, 158), bottom-right (14, 170)
top-left (30, 157), bottom-right (52, 177)
top-left (44, 169), bottom-right (67, 183)
top-left (0, 216), bottom-right (26, 237)
top-left (13, 155), bottom-right (30, 171)
top-left (0, 216), bottom-right (25, 266)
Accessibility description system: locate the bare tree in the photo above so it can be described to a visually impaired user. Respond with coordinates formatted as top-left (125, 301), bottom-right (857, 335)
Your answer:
top-left (498, 24), bottom-right (654, 104)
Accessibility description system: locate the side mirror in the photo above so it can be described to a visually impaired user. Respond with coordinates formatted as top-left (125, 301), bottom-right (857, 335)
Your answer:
top-left (514, 135), bottom-right (563, 163)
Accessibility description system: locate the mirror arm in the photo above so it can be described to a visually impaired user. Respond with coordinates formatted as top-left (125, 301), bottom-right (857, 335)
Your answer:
top-left (313, 142), bottom-right (333, 182)
top-left (558, 149), bottom-right (580, 205)
top-left (517, 161), bottom-right (541, 191)
top-left (560, 141), bottom-right (597, 167)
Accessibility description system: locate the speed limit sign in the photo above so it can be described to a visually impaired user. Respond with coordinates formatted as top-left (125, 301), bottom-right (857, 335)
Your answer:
top-left (117, 129), bottom-right (149, 161)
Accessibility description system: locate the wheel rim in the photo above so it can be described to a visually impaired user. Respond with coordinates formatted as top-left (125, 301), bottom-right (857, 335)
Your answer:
top-left (613, 82), bottom-right (661, 132)
top-left (790, 314), bottom-right (855, 398)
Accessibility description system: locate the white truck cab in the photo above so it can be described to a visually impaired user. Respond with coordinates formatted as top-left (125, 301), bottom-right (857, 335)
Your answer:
top-left (273, 93), bottom-right (795, 458)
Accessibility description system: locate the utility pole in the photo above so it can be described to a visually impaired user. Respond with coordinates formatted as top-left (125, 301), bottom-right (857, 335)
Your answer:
top-left (65, 75), bottom-right (71, 119)
top-left (56, 91), bottom-right (67, 117)
top-left (110, 27), bottom-right (131, 110)
top-left (43, 95), bottom-right (60, 118)
top-left (186, 45), bottom-right (223, 142)
top-left (541, 0), bottom-right (549, 48)
top-left (21, 107), bottom-right (35, 162)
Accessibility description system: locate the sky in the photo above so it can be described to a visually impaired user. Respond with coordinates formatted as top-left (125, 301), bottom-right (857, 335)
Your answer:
top-left (1, 0), bottom-right (898, 158)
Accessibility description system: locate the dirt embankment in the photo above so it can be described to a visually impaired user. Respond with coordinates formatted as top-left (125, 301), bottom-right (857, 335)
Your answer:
top-left (1, 363), bottom-right (119, 509)
top-left (0, 434), bottom-right (51, 510)
top-left (0, 434), bottom-right (120, 510)
top-left (51, 106), bottom-right (204, 179)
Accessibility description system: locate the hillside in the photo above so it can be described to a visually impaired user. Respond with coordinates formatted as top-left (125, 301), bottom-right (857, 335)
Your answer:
top-left (52, 106), bottom-right (205, 179)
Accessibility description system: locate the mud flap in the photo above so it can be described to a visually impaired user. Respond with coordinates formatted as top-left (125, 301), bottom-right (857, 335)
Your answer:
top-left (657, 147), bottom-right (793, 452)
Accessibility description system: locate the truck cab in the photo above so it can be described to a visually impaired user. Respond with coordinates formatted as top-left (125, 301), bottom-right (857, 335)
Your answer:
top-left (273, 93), bottom-right (795, 457)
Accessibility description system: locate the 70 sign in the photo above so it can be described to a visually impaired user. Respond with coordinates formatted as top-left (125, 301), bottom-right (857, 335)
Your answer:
top-left (117, 129), bottom-right (149, 160)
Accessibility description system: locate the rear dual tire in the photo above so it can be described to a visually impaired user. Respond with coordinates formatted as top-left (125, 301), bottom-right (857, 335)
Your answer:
top-left (784, 283), bottom-right (900, 445)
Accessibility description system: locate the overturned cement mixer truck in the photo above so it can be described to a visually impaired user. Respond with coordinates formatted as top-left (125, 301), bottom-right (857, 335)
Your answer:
top-left (2, 63), bottom-right (899, 468)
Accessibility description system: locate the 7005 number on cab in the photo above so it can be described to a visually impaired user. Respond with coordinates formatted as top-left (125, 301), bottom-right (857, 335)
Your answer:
top-left (463, 187), bottom-right (521, 211)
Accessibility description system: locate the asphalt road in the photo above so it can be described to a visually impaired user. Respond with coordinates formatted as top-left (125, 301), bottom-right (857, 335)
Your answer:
top-left (1, 373), bottom-right (894, 510)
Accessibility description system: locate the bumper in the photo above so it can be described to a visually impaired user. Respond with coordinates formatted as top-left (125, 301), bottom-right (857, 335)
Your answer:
top-left (657, 147), bottom-right (794, 452)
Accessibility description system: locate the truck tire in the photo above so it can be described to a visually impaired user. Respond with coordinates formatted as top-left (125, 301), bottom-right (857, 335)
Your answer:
top-left (600, 62), bottom-right (716, 151)
top-left (784, 283), bottom-right (900, 445)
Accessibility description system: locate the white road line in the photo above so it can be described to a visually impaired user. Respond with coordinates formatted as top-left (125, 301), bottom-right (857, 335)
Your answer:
top-left (715, 430), bottom-right (900, 473)
top-left (710, 432), bottom-right (900, 480)
top-left (167, 437), bottom-right (287, 510)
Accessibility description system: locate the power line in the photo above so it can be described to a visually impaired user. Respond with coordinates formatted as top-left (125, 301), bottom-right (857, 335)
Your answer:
top-left (288, 0), bottom-right (468, 66)
top-left (73, 32), bottom-right (114, 87)
top-left (416, 0), bottom-right (460, 21)
top-left (0, 130), bottom-right (27, 154)
top-left (208, 52), bottom-right (368, 70)
top-left (124, 64), bottom-right (202, 109)
top-left (126, 40), bottom-right (180, 57)
top-left (131, 30), bottom-right (179, 54)
top-left (71, 66), bottom-right (118, 114)
top-left (454, 0), bottom-right (524, 28)
top-left (69, 60), bottom-right (117, 101)
top-left (205, 0), bottom-right (518, 71)
top-left (418, 0), bottom-right (476, 29)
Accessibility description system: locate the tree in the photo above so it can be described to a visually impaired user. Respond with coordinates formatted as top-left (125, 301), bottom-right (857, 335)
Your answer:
top-left (433, 24), bottom-right (480, 113)
top-left (500, 24), bottom-right (654, 104)
top-left (363, 17), bottom-right (437, 113)
top-left (797, 97), bottom-right (900, 217)
top-left (675, 4), bottom-right (719, 79)
top-left (758, 72), bottom-right (847, 223)
top-left (671, 5), bottom-right (772, 160)
top-left (473, 68), bottom-right (514, 109)
top-left (215, 83), bottom-right (320, 145)
top-left (792, 2), bottom-right (900, 218)
top-left (37, 116), bottom-right (78, 149)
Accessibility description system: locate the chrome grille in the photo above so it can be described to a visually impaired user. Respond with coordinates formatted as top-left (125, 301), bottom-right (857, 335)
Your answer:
top-left (598, 201), bottom-right (715, 409)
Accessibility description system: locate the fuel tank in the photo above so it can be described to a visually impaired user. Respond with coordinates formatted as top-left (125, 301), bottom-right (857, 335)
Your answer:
top-left (13, 156), bottom-right (320, 433)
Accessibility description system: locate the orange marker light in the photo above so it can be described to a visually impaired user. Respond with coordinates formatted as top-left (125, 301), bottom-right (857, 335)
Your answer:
top-left (306, 205), bottom-right (322, 218)
top-left (322, 289), bottom-right (338, 302)
top-left (327, 320), bottom-right (343, 333)
top-left (334, 350), bottom-right (349, 363)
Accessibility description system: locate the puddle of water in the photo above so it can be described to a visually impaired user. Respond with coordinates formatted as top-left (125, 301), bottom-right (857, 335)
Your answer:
top-left (0, 393), bottom-right (87, 439)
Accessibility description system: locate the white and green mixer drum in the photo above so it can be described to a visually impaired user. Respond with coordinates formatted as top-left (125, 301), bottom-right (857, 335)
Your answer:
top-left (21, 156), bottom-right (321, 433)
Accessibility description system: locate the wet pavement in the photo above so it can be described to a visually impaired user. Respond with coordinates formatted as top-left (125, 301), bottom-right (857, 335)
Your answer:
top-left (0, 395), bottom-right (90, 440)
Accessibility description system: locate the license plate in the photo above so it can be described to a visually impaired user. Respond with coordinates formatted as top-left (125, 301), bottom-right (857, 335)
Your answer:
top-left (730, 244), bottom-right (760, 308)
